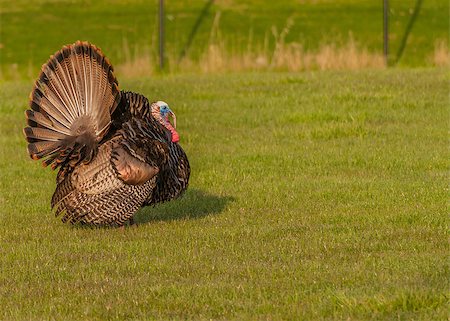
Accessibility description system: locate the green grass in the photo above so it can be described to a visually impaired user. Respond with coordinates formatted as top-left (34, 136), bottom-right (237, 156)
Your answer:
top-left (0, 69), bottom-right (448, 320)
top-left (0, 0), bottom-right (448, 78)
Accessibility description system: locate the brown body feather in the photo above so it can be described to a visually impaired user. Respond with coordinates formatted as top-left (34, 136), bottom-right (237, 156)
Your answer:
top-left (24, 42), bottom-right (190, 226)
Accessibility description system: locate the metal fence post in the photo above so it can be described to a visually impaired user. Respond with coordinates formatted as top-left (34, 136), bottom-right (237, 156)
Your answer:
top-left (383, 0), bottom-right (389, 66)
top-left (159, 0), bottom-right (165, 70)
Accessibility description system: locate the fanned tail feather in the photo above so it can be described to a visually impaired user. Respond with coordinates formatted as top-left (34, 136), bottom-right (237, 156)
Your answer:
top-left (24, 41), bottom-right (120, 169)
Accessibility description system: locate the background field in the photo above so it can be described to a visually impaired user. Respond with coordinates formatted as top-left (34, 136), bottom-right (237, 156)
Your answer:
top-left (0, 0), bottom-right (449, 78)
top-left (0, 0), bottom-right (449, 320)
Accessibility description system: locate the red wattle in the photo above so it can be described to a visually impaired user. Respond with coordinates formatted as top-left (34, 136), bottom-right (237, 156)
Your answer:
top-left (171, 131), bottom-right (180, 143)
top-left (165, 123), bottom-right (179, 143)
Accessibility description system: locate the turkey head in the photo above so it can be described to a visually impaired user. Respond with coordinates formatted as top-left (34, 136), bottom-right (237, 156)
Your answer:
top-left (151, 101), bottom-right (180, 143)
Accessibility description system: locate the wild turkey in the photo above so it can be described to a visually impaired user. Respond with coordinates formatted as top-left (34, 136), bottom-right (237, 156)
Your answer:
top-left (23, 41), bottom-right (190, 226)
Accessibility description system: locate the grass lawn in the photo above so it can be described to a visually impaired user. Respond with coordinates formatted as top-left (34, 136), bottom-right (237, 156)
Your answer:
top-left (0, 69), bottom-right (447, 320)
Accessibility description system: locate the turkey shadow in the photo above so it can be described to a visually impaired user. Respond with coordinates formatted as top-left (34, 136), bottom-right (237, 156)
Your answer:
top-left (134, 188), bottom-right (234, 224)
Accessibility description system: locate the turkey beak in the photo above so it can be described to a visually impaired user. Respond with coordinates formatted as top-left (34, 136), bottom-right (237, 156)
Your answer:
top-left (170, 111), bottom-right (177, 129)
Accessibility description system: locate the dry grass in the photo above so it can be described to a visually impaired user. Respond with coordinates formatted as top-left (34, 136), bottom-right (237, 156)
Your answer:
top-left (115, 54), bottom-right (155, 79)
top-left (3, 16), bottom-right (446, 81)
top-left (115, 15), bottom-right (385, 78)
top-left (195, 38), bottom-right (385, 73)
top-left (114, 38), bottom-right (156, 78)
top-left (431, 40), bottom-right (449, 67)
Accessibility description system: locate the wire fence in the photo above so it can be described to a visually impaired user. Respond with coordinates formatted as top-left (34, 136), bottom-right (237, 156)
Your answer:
top-left (0, 0), bottom-right (447, 80)
top-left (158, 0), bottom-right (432, 70)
